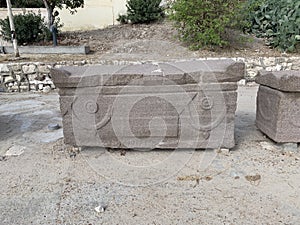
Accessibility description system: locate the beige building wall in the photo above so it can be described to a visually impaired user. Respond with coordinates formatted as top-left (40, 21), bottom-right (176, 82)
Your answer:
top-left (58, 0), bottom-right (127, 31)
top-left (0, 0), bottom-right (127, 34)
top-left (0, 8), bottom-right (47, 21)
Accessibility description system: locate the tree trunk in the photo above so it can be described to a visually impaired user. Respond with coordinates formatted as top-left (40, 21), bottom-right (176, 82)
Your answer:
top-left (6, 0), bottom-right (19, 57)
top-left (43, 0), bottom-right (54, 28)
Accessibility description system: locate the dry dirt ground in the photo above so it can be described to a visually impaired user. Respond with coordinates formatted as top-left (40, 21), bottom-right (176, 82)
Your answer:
top-left (1, 21), bottom-right (300, 63)
top-left (0, 21), bottom-right (300, 224)
top-left (0, 86), bottom-right (299, 225)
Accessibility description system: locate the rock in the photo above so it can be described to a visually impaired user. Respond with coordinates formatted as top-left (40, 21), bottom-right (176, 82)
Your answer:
top-left (5, 145), bottom-right (25, 156)
top-left (0, 155), bottom-right (7, 161)
top-left (43, 86), bottom-right (51, 93)
top-left (48, 123), bottom-right (60, 131)
top-left (245, 174), bottom-right (261, 185)
top-left (38, 65), bottom-right (50, 73)
top-left (238, 79), bottom-right (246, 86)
top-left (281, 143), bottom-right (298, 152)
top-left (95, 204), bottom-right (107, 213)
top-left (0, 63), bottom-right (9, 72)
top-left (275, 64), bottom-right (282, 71)
top-left (219, 148), bottom-right (230, 155)
top-left (44, 77), bottom-right (53, 84)
top-left (22, 64), bottom-right (37, 74)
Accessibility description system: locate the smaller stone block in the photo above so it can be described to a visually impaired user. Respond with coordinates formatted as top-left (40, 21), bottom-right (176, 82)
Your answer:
top-left (256, 70), bottom-right (300, 92)
top-left (256, 70), bottom-right (300, 143)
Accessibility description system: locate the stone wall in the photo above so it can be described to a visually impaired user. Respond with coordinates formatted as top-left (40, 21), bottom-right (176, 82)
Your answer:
top-left (241, 57), bottom-right (300, 81)
top-left (0, 56), bottom-right (299, 92)
top-left (0, 62), bottom-right (54, 92)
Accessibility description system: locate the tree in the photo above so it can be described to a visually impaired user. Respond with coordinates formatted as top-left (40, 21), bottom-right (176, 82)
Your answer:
top-left (6, 0), bottom-right (19, 57)
top-left (118, 0), bottom-right (164, 24)
top-left (42, 0), bottom-right (84, 28)
top-left (0, 0), bottom-right (44, 8)
top-left (169, 0), bottom-right (241, 49)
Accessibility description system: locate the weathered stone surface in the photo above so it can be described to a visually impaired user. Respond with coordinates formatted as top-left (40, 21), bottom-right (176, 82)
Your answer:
top-left (51, 60), bottom-right (245, 88)
top-left (51, 59), bottom-right (244, 149)
top-left (256, 85), bottom-right (300, 143)
top-left (256, 70), bottom-right (300, 92)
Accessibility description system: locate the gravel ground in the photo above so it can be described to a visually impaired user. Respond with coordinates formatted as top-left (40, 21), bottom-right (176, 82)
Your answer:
top-left (0, 85), bottom-right (299, 225)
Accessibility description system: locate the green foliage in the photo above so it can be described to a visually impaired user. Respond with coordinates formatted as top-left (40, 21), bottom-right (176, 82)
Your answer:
top-left (117, 0), bottom-right (164, 24)
top-left (45, 0), bottom-right (84, 12)
top-left (0, 0), bottom-right (44, 8)
top-left (13, 0), bottom-right (45, 8)
top-left (0, 12), bottom-right (50, 44)
top-left (116, 14), bottom-right (128, 24)
top-left (43, 0), bottom-right (84, 28)
top-left (241, 0), bottom-right (300, 52)
top-left (169, 0), bottom-right (242, 50)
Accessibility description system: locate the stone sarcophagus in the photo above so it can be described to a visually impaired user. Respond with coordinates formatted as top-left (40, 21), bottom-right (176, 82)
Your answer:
top-left (51, 60), bottom-right (244, 149)
top-left (256, 70), bottom-right (300, 143)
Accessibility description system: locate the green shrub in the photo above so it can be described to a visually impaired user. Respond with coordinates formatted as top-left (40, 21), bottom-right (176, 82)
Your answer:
top-left (13, 0), bottom-right (45, 8)
top-left (241, 0), bottom-right (300, 52)
top-left (0, 12), bottom-right (50, 45)
top-left (116, 14), bottom-right (128, 24)
top-left (117, 0), bottom-right (164, 24)
top-left (169, 0), bottom-right (242, 50)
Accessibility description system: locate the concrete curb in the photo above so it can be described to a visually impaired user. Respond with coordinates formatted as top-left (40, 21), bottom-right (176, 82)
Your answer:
top-left (2, 45), bottom-right (90, 54)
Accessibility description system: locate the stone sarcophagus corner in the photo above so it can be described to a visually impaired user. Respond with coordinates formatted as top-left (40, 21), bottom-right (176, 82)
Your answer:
top-left (256, 70), bottom-right (300, 143)
top-left (51, 59), bottom-right (245, 149)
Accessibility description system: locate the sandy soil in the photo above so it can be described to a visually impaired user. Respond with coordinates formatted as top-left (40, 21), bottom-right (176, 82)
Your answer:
top-left (0, 85), bottom-right (299, 225)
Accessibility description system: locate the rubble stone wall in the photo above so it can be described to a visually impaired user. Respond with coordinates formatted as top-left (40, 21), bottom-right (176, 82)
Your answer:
top-left (0, 56), bottom-right (299, 92)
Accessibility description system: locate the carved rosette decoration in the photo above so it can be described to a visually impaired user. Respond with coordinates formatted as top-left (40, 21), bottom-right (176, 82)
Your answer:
top-left (200, 97), bottom-right (213, 110)
top-left (85, 101), bottom-right (99, 114)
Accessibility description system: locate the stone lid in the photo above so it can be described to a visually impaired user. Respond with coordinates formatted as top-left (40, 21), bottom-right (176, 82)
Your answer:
top-left (51, 59), bottom-right (245, 88)
top-left (256, 70), bottom-right (300, 92)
